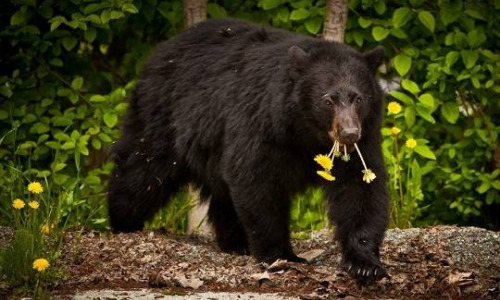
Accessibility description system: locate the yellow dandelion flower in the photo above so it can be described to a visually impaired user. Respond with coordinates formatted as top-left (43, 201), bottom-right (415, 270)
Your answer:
top-left (317, 170), bottom-right (335, 181)
top-left (387, 102), bottom-right (402, 114)
top-left (12, 199), bottom-right (25, 209)
top-left (33, 258), bottom-right (50, 272)
top-left (362, 169), bottom-right (377, 183)
top-left (390, 126), bottom-right (401, 136)
top-left (28, 182), bottom-right (44, 194)
top-left (29, 201), bottom-right (40, 209)
top-left (314, 154), bottom-right (333, 171)
top-left (41, 224), bottom-right (51, 235)
top-left (406, 138), bottom-right (417, 149)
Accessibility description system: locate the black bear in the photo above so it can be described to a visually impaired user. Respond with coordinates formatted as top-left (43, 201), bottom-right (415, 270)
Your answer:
top-left (108, 19), bottom-right (388, 283)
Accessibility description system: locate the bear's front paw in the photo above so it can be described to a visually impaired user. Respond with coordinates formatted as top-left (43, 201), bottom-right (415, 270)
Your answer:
top-left (341, 254), bottom-right (387, 284)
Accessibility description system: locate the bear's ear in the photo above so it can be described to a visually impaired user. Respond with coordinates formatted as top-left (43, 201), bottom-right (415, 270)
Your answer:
top-left (288, 45), bottom-right (310, 69)
top-left (363, 46), bottom-right (385, 72)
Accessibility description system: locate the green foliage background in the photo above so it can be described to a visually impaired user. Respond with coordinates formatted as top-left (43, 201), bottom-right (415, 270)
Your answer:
top-left (1, 0), bottom-right (499, 231)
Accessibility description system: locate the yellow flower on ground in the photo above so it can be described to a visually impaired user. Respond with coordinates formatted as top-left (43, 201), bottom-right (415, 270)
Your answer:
top-left (317, 170), bottom-right (335, 181)
top-left (12, 199), bottom-right (25, 209)
top-left (28, 182), bottom-right (44, 194)
top-left (314, 154), bottom-right (333, 171)
top-left (406, 138), bottom-right (417, 149)
top-left (391, 126), bottom-right (401, 136)
top-left (387, 102), bottom-right (402, 114)
top-left (29, 201), bottom-right (40, 209)
top-left (41, 224), bottom-right (51, 235)
top-left (33, 258), bottom-right (50, 272)
top-left (362, 169), bottom-right (377, 183)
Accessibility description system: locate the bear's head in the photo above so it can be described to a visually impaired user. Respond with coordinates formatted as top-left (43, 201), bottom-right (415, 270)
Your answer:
top-left (288, 43), bottom-right (384, 150)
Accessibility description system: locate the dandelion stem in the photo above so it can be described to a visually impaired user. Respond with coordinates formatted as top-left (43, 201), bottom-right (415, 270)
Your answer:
top-left (34, 273), bottom-right (41, 300)
top-left (354, 143), bottom-right (368, 171)
top-left (343, 145), bottom-right (347, 157)
top-left (328, 141), bottom-right (338, 158)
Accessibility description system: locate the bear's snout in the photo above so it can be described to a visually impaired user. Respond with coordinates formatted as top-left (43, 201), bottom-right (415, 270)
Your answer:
top-left (338, 126), bottom-right (360, 145)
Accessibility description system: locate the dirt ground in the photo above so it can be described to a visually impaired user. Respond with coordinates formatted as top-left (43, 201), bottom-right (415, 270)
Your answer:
top-left (2, 226), bottom-right (500, 299)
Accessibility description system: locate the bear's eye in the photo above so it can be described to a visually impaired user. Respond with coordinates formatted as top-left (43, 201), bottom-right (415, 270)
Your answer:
top-left (322, 94), bottom-right (334, 106)
top-left (355, 96), bottom-right (362, 104)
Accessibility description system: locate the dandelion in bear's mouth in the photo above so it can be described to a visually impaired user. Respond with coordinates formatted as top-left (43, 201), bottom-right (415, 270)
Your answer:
top-left (314, 140), bottom-right (376, 184)
top-left (341, 145), bottom-right (350, 162)
top-left (314, 154), bottom-right (333, 171)
top-left (354, 143), bottom-right (377, 183)
top-left (317, 170), bottom-right (335, 181)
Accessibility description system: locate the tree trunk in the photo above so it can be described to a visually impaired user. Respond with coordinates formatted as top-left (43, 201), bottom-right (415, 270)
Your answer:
top-left (183, 0), bottom-right (210, 235)
top-left (322, 0), bottom-right (348, 43)
top-left (182, 0), bottom-right (207, 29)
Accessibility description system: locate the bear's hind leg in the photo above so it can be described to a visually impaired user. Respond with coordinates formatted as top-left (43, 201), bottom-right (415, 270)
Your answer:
top-left (230, 183), bottom-right (306, 264)
top-left (208, 195), bottom-right (249, 255)
top-left (108, 152), bottom-right (184, 232)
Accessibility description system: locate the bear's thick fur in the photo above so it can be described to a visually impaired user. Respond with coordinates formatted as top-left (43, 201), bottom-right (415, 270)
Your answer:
top-left (108, 19), bottom-right (389, 283)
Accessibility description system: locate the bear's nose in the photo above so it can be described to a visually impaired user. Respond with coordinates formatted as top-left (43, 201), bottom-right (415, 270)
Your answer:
top-left (339, 127), bottom-right (360, 145)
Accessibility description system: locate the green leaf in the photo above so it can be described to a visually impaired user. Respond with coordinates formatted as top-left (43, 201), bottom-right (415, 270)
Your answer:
top-left (404, 107), bottom-right (416, 127)
top-left (305, 17), bottom-right (322, 35)
top-left (465, 8), bottom-right (486, 20)
top-left (439, 1), bottom-right (462, 25)
top-left (467, 29), bottom-right (486, 48)
top-left (358, 17), bottom-right (372, 28)
top-left (10, 10), bottom-right (27, 26)
top-left (477, 181), bottom-right (490, 194)
top-left (276, 7), bottom-right (289, 22)
top-left (290, 9), bottom-right (310, 21)
top-left (121, 3), bottom-right (139, 14)
top-left (492, 180), bottom-right (500, 190)
top-left (389, 91), bottom-right (414, 105)
top-left (374, 0), bottom-right (386, 15)
top-left (62, 37), bottom-right (77, 51)
top-left (441, 102), bottom-right (459, 123)
top-left (461, 50), bottom-right (478, 69)
top-left (0, 110), bottom-right (9, 120)
top-left (110, 11), bottom-right (124, 19)
top-left (445, 51), bottom-right (460, 67)
top-left (372, 26), bottom-right (390, 41)
top-left (394, 54), bottom-right (412, 76)
top-left (89, 95), bottom-right (107, 102)
top-left (103, 112), bottom-right (118, 128)
top-left (207, 3), bottom-right (227, 18)
top-left (418, 93), bottom-right (434, 108)
top-left (84, 27), bottom-right (96, 43)
top-left (401, 79), bottom-right (420, 95)
top-left (415, 104), bottom-right (436, 123)
top-left (261, 0), bottom-right (280, 10)
top-left (418, 10), bottom-right (435, 33)
top-left (101, 9), bottom-right (111, 24)
top-left (414, 145), bottom-right (436, 160)
top-left (71, 77), bottom-right (83, 90)
top-left (392, 7), bottom-right (412, 28)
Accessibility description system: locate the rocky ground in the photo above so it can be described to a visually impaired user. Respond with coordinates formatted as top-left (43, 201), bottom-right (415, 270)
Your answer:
top-left (2, 226), bottom-right (500, 299)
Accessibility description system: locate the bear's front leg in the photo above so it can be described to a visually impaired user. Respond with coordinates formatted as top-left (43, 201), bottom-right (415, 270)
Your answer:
top-left (229, 183), bottom-right (306, 264)
top-left (326, 169), bottom-right (389, 284)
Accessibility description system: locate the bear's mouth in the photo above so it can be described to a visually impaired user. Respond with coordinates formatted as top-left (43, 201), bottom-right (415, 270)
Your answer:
top-left (328, 131), bottom-right (356, 153)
